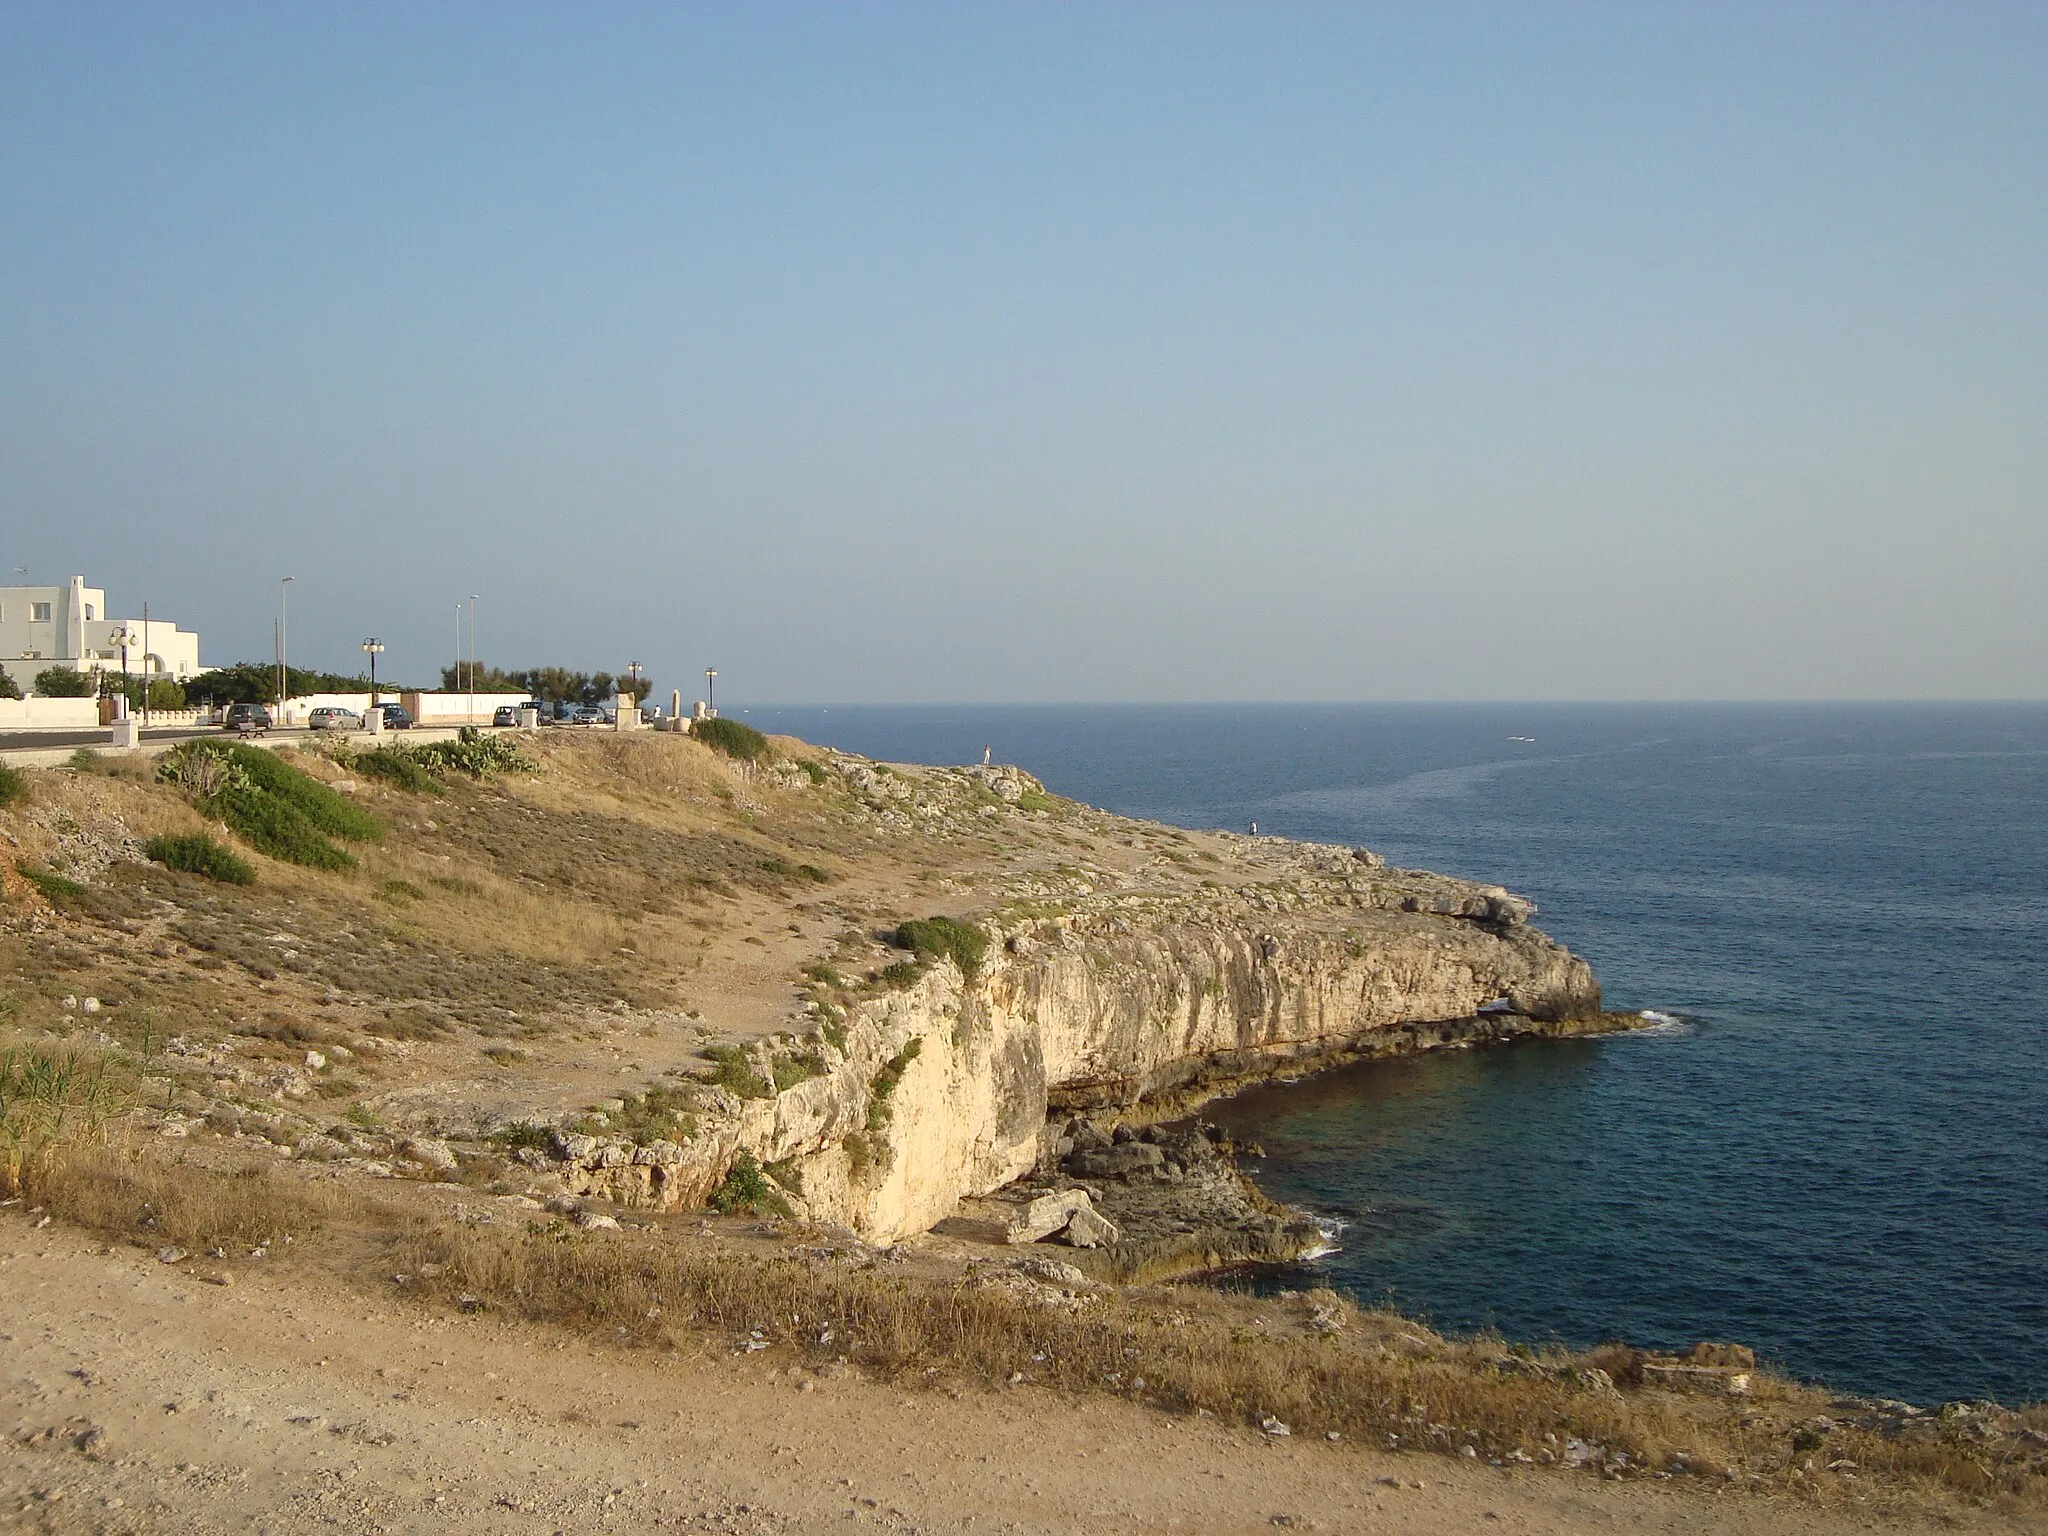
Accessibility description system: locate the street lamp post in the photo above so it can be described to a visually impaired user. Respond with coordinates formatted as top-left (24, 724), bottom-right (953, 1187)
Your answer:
top-left (278, 576), bottom-right (294, 718)
top-left (704, 667), bottom-right (717, 718)
top-left (362, 638), bottom-right (384, 712)
top-left (468, 595), bottom-right (479, 723)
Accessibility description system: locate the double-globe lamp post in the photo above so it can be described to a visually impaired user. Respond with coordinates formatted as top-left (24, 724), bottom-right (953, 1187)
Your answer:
top-left (361, 638), bottom-right (384, 716)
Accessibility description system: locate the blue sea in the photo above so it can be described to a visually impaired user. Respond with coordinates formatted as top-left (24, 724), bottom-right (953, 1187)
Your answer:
top-left (749, 702), bottom-right (2048, 1407)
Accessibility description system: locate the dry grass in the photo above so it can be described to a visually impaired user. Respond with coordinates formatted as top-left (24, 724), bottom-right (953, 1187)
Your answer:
top-left (9, 1133), bottom-right (2046, 1514)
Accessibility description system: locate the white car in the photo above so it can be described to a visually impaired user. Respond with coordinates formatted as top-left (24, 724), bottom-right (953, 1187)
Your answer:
top-left (307, 706), bottom-right (364, 732)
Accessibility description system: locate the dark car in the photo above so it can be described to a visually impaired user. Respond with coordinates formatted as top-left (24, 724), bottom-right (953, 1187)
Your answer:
top-left (223, 702), bottom-right (271, 735)
top-left (374, 702), bottom-right (413, 730)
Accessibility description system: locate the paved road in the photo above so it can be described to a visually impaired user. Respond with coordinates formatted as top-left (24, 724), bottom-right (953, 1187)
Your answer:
top-left (0, 725), bottom-right (317, 753)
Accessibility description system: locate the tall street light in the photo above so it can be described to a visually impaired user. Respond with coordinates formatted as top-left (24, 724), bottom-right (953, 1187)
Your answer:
top-left (704, 667), bottom-right (717, 718)
top-left (362, 638), bottom-right (384, 710)
top-left (468, 594), bottom-right (479, 721)
top-left (278, 575), bottom-right (295, 717)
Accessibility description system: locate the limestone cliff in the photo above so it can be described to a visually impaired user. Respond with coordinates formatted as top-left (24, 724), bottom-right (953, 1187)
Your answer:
top-left (554, 837), bottom-right (1606, 1242)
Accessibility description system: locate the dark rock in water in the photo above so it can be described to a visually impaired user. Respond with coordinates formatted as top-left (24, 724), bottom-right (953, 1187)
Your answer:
top-left (1047, 1117), bottom-right (1327, 1283)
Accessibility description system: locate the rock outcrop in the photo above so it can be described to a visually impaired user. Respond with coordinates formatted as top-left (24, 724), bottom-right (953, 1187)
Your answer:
top-left (549, 843), bottom-right (1609, 1243)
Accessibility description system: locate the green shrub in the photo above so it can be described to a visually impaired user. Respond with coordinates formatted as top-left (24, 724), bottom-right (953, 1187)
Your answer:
top-left (700, 1045), bottom-right (770, 1100)
top-left (18, 866), bottom-right (86, 906)
top-left (842, 1132), bottom-right (873, 1176)
top-left (893, 916), bottom-right (990, 978)
top-left (707, 1150), bottom-right (790, 1217)
top-left (797, 759), bottom-right (829, 786)
top-left (31, 665), bottom-right (95, 698)
top-left (350, 747), bottom-right (444, 795)
top-left (409, 729), bottom-right (534, 779)
top-left (770, 1051), bottom-right (825, 1093)
top-left (214, 788), bottom-right (357, 870)
top-left (692, 717), bottom-right (770, 763)
top-left (878, 960), bottom-right (923, 990)
top-left (0, 765), bottom-right (25, 810)
top-left (864, 1038), bottom-right (922, 1135)
top-left (158, 741), bottom-right (379, 871)
top-left (220, 744), bottom-right (380, 841)
top-left (142, 832), bottom-right (255, 885)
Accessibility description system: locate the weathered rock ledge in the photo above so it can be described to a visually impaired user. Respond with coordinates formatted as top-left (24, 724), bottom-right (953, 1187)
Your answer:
top-left (543, 823), bottom-right (1618, 1246)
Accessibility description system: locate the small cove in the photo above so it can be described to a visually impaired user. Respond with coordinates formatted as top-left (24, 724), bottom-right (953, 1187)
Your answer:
top-left (756, 701), bottom-right (2048, 1405)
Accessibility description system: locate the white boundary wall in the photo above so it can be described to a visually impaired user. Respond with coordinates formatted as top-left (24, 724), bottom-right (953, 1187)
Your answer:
top-left (0, 697), bottom-right (101, 729)
top-left (401, 691), bottom-right (533, 725)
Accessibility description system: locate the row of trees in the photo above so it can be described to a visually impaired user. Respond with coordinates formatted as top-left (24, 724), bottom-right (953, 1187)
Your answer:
top-left (2, 659), bottom-right (658, 709)
top-left (437, 663), bottom-right (654, 707)
top-left (2, 664), bottom-right (195, 707)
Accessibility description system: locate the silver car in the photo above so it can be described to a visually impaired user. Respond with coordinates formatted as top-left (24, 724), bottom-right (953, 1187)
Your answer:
top-left (307, 706), bottom-right (364, 732)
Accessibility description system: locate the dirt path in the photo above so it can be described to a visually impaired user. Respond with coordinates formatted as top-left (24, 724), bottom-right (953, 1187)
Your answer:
top-left (2, 1215), bottom-right (2011, 1536)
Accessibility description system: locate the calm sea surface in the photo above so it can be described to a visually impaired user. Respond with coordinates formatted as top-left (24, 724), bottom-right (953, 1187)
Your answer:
top-left (750, 703), bottom-right (2048, 1405)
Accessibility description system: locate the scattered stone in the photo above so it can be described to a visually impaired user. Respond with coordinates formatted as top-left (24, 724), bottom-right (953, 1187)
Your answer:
top-left (155, 1246), bottom-right (187, 1265)
top-left (1053, 1204), bottom-right (1119, 1248)
top-left (303, 1051), bottom-right (326, 1070)
top-left (399, 1137), bottom-right (460, 1174)
top-left (574, 1210), bottom-right (623, 1232)
top-left (999, 1188), bottom-right (1097, 1244)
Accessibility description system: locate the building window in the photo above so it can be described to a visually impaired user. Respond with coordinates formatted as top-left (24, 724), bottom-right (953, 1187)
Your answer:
top-left (31, 602), bottom-right (52, 622)
top-left (84, 604), bottom-right (96, 620)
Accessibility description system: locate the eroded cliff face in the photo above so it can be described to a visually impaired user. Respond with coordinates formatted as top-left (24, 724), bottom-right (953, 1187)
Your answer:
top-left (556, 855), bottom-right (1603, 1242)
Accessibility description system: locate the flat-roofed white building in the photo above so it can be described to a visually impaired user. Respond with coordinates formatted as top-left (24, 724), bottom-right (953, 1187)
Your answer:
top-left (0, 574), bottom-right (201, 692)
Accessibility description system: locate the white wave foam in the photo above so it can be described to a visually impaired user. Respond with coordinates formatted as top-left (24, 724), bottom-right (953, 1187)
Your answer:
top-left (1625, 1008), bottom-right (1693, 1038)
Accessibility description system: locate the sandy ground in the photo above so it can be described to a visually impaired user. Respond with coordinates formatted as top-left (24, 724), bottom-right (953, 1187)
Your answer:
top-left (2, 1214), bottom-right (2019, 1536)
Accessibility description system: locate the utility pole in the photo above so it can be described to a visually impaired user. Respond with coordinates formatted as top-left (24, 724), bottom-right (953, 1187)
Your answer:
top-left (141, 602), bottom-right (151, 728)
top-left (468, 594), bottom-right (479, 722)
top-left (279, 575), bottom-right (294, 718)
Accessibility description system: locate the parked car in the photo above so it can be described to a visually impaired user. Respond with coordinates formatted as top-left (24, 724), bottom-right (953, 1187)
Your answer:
top-left (567, 705), bottom-right (606, 727)
top-left (374, 702), bottom-right (414, 729)
top-left (492, 705), bottom-right (519, 728)
top-left (223, 702), bottom-right (271, 735)
top-left (307, 706), bottom-right (363, 732)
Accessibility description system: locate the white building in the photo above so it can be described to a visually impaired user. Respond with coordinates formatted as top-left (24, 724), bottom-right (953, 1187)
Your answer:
top-left (0, 575), bottom-right (202, 693)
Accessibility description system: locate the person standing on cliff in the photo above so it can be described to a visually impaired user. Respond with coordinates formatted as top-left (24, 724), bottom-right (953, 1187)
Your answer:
top-left (982, 744), bottom-right (991, 765)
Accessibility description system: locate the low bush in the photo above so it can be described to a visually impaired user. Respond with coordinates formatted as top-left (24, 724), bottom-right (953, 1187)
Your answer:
top-left (142, 832), bottom-right (255, 885)
top-left (17, 865), bottom-right (87, 906)
top-left (410, 728), bottom-right (533, 779)
top-left (158, 741), bottom-right (379, 870)
top-left (893, 916), bottom-right (990, 978)
top-left (701, 1045), bottom-right (770, 1100)
top-left (706, 1150), bottom-right (790, 1217)
top-left (349, 747), bottom-right (443, 795)
top-left (0, 764), bottom-right (25, 810)
top-left (692, 717), bottom-right (770, 763)
top-left (864, 1037), bottom-right (922, 1134)
top-left (770, 1051), bottom-right (825, 1093)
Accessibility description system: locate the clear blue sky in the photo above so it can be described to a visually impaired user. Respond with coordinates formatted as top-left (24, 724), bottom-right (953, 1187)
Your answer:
top-left (3, 3), bottom-right (2042, 702)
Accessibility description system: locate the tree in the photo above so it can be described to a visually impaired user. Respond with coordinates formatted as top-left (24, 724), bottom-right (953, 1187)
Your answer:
top-left (0, 669), bottom-right (21, 700)
top-left (437, 662), bottom-right (529, 694)
top-left (105, 674), bottom-right (187, 710)
top-left (184, 662), bottom-right (381, 704)
top-left (33, 665), bottom-right (96, 698)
